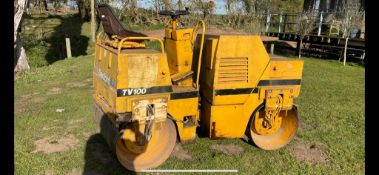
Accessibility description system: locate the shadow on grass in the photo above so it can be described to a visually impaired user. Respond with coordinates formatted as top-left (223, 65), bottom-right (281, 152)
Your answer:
top-left (23, 13), bottom-right (90, 66)
top-left (84, 109), bottom-right (137, 175)
top-left (264, 40), bottom-right (298, 57)
top-left (84, 104), bottom-right (152, 175)
top-left (45, 14), bottom-right (89, 64)
top-left (83, 133), bottom-right (136, 175)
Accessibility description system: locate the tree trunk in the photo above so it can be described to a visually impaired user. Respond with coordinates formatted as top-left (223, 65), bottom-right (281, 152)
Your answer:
top-left (77, 0), bottom-right (83, 17)
top-left (39, 0), bottom-right (43, 14)
top-left (163, 0), bottom-right (172, 10)
top-left (77, 0), bottom-right (90, 20)
top-left (360, 13), bottom-right (365, 39)
top-left (130, 0), bottom-right (139, 24)
top-left (14, 34), bottom-right (30, 73)
top-left (14, 0), bottom-right (30, 74)
top-left (43, 0), bottom-right (48, 11)
top-left (298, 39), bottom-right (303, 59)
top-left (343, 37), bottom-right (349, 66)
top-left (178, 0), bottom-right (183, 10)
top-left (91, 0), bottom-right (95, 41)
top-left (154, 0), bottom-right (159, 18)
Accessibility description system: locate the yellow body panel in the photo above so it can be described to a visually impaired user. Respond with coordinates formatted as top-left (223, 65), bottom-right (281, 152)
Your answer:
top-left (94, 39), bottom-right (199, 143)
top-left (168, 96), bottom-right (199, 143)
top-left (198, 34), bottom-right (304, 139)
top-left (165, 28), bottom-right (194, 86)
top-left (213, 35), bottom-right (270, 89)
top-left (94, 43), bottom-right (172, 113)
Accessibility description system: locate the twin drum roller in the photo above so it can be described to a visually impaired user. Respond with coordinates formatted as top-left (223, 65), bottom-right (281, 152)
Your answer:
top-left (93, 4), bottom-right (303, 171)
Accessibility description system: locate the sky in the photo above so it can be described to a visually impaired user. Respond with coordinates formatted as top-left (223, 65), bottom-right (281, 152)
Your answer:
top-left (67, 0), bottom-right (228, 15)
top-left (123, 0), bottom-right (228, 15)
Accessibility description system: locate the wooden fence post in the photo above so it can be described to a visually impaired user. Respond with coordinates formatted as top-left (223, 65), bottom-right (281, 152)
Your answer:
top-left (295, 39), bottom-right (301, 56)
top-left (279, 12), bottom-right (283, 33)
top-left (318, 11), bottom-right (323, 36)
top-left (65, 37), bottom-right (72, 58)
top-left (265, 13), bottom-right (271, 33)
top-left (270, 43), bottom-right (275, 55)
top-left (283, 14), bottom-right (287, 33)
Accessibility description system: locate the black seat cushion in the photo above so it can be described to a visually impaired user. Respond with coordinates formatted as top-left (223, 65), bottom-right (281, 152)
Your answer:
top-left (97, 4), bottom-right (147, 39)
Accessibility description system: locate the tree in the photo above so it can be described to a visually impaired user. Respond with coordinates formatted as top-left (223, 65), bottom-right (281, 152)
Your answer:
top-left (51, 0), bottom-right (61, 12)
top-left (76, 0), bottom-right (91, 20)
top-left (163, 0), bottom-right (173, 10)
top-left (197, 0), bottom-right (216, 20)
top-left (242, 0), bottom-right (253, 14)
top-left (14, 0), bottom-right (30, 74)
top-left (152, 0), bottom-right (162, 18)
top-left (340, 0), bottom-right (364, 65)
top-left (27, 0), bottom-right (48, 14)
top-left (177, 0), bottom-right (184, 10)
top-left (297, 9), bottom-right (317, 59)
top-left (226, 0), bottom-right (234, 13)
top-left (42, 0), bottom-right (48, 11)
top-left (129, 0), bottom-right (140, 23)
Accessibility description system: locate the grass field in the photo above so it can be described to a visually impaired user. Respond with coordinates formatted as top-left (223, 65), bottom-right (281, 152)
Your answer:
top-left (22, 13), bottom-right (94, 68)
top-left (14, 55), bottom-right (364, 175)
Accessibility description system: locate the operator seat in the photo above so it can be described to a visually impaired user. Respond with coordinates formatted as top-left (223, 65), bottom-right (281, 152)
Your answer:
top-left (97, 4), bottom-right (147, 39)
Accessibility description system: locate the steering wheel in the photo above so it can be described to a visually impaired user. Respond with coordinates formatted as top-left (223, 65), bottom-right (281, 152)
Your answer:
top-left (158, 7), bottom-right (190, 20)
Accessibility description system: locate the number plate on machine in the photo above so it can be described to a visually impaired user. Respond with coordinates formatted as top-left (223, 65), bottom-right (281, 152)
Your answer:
top-left (131, 97), bottom-right (168, 124)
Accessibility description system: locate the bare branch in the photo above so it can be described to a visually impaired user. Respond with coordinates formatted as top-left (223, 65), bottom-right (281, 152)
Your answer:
top-left (340, 0), bottom-right (364, 38)
top-left (297, 9), bottom-right (317, 39)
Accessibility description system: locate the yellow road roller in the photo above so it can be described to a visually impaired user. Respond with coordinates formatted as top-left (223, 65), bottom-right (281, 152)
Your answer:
top-left (93, 4), bottom-right (303, 171)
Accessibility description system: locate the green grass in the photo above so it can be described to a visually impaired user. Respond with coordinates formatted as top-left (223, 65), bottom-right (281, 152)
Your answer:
top-left (21, 12), bottom-right (166, 69)
top-left (14, 55), bottom-right (364, 174)
top-left (124, 22), bottom-right (166, 32)
top-left (21, 14), bottom-right (94, 68)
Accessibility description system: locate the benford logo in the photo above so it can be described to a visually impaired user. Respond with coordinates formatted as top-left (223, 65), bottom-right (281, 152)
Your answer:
top-left (95, 68), bottom-right (116, 88)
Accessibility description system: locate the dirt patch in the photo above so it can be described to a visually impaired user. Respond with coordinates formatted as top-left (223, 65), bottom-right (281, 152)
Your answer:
top-left (20, 92), bottom-right (40, 99)
top-left (42, 126), bottom-right (63, 131)
top-left (66, 169), bottom-right (81, 175)
top-left (171, 144), bottom-right (192, 161)
top-left (47, 87), bottom-right (62, 95)
top-left (84, 78), bottom-right (92, 82)
top-left (82, 132), bottom-right (93, 139)
top-left (66, 82), bottom-right (87, 88)
top-left (31, 96), bottom-right (46, 103)
top-left (144, 30), bottom-right (165, 39)
top-left (20, 94), bottom-right (32, 99)
top-left (15, 93), bottom-right (45, 114)
top-left (68, 119), bottom-right (84, 125)
top-left (211, 144), bottom-right (245, 156)
top-left (67, 119), bottom-right (85, 129)
top-left (289, 141), bottom-right (329, 164)
top-left (32, 135), bottom-right (79, 154)
top-left (14, 101), bottom-right (26, 114)
top-left (299, 120), bottom-right (316, 130)
top-left (44, 171), bottom-right (55, 175)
